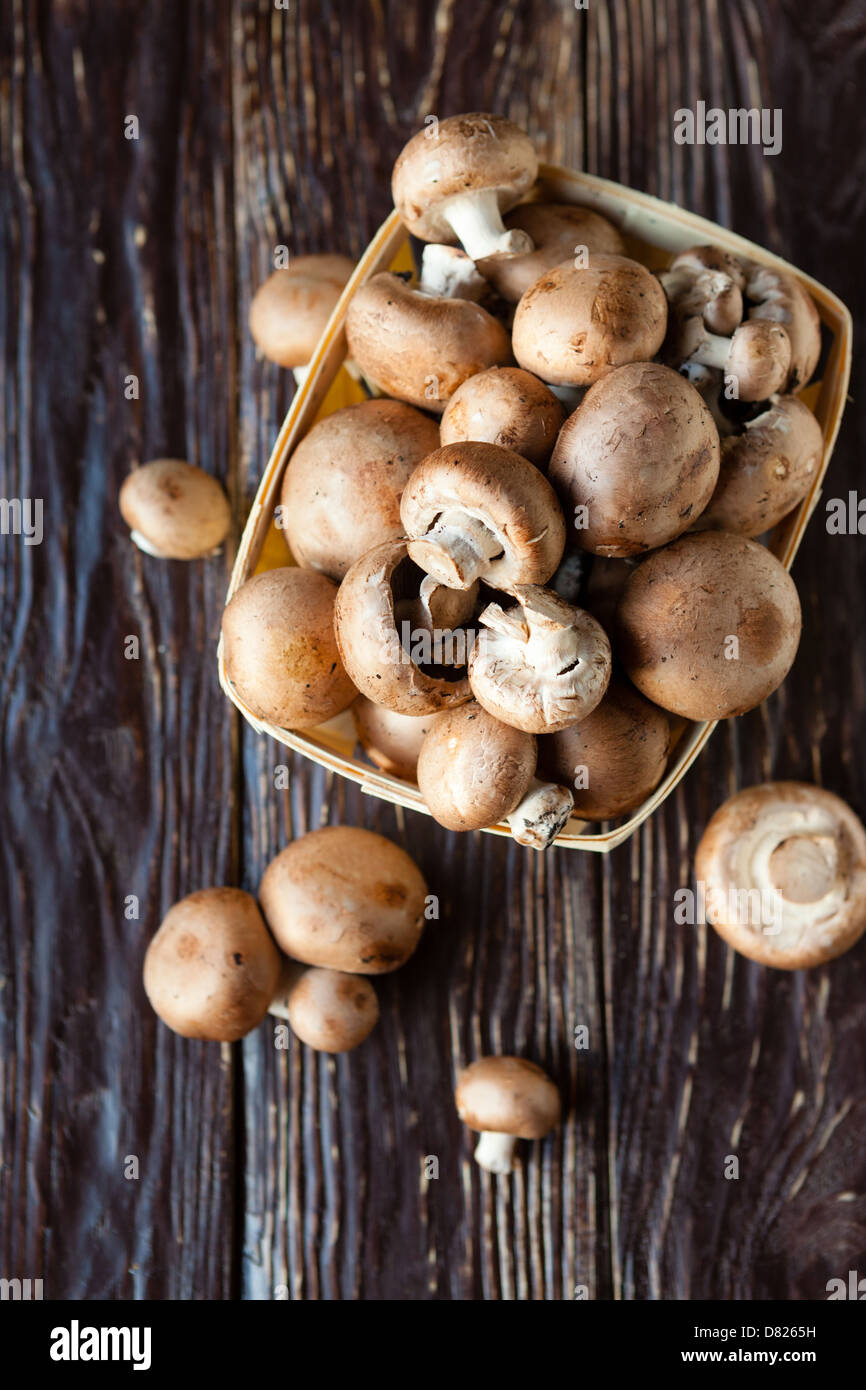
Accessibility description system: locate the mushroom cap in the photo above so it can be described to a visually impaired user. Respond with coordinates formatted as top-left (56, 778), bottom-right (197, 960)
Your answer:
top-left (616, 531), bottom-right (802, 720)
top-left (416, 701), bottom-right (537, 831)
top-left (512, 254), bottom-right (668, 387)
top-left (286, 968), bottom-right (380, 1052)
top-left (344, 272), bottom-right (512, 413)
top-left (222, 567), bottom-right (356, 729)
top-left (143, 888), bottom-right (281, 1042)
top-left (455, 1056), bottom-right (561, 1138)
top-left (333, 540), bottom-right (471, 715)
top-left (743, 263), bottom-right (822, 393)
top-left (468, 586), bottom-right (612, 733)
top-left (477, 202), bottom-right (626, 302)
top-left (538, 676), bottom-right (671, 820)
top-left (119, 459), bottom-right (231, 559)
top-left (695, 782), bottom-right (866, 969)
top-left (351, 697), bottom-right (436, 780)
top-left (400, 442), bottom-right (566, 590)
top-left (726, 320), bottom-right (792, 401)
top-left (549, 363), bottom-right (720, 556)
top-left (280, 399), bottom-right (440, 580)
top-left (439, 367), bottom-right (566, 468)
top-left (259, 826), bottom-right (428, 974)
top-left (392, 113), bottom-right (538, 243)
top-left (248, 254), bottom-right (355, 367)
top-left (695, 395), bottom-right (823, 537)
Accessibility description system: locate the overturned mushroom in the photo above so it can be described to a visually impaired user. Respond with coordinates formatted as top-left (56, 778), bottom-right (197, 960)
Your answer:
top-left (392, 113), bottom-right (538, 261)
top-left (249, 253), bottom-right (355, 382)
top-left (695, 782), bottom-right (866, 969)
top-left (416, 701), bottom-right (574, 850)
top-left (400, 442), bottom-right (566, 591)
top-left (468, 586), bottom-right (611, 733)
top-left (439, 366), bottom-right (566, 468)
top-left (455, 1057), bottom-right (561, 1173)
top-left (352, 697), bottom-right (436, 781)
top-left (119, 459), bottom-right (231, 559)
top-left (282, 967), bottom-right (380, 1052)
top-left (477, 202), bottom-right (625, 302)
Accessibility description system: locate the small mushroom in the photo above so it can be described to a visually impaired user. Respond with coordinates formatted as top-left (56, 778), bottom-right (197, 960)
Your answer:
top-left (695, 782), bottom-right (866, 969)
top-left (222, 567), bottom-right (356, 729)
top-left (512, 253), bottom-right (668, 388)
top-left (477, 202), bottom-right (626, 302)
top-left (392, 112), bottom-right (538, 261)
top-left (468, 586), bottom-right (611, 733)
top-left (455, 1056), bottom-right (561, 1173)
top-left (439, 366), bottom-right (566, 468)
top-left (416, 701), bottom-right (574, 849)
top-left (248, 253), bottom-right (355, 381)
top-left (616, 531), bottom-right (802, 720)
top-left (695, 395), bottom-right (824, 537)
top-left (119, 459), bottom-right (231, 559)
top-left (400, 442), bottom-right (566, 591)
top-left (345, 272), bottom-right (511, 413)
top-left (259, 826), bottom-right (428, 974)
top-left (333, 540), bottom-right (472, 715)
top-left (548, 363), bottom-right (720, 556)
top-left (143, 888), bottom-right (281, 1041)
top-left (351, 697), bottom-right (436, 780)
top-left (663, 309), bottom-right (792, 403)
top-left (281, 967), bottom-right (380, 1052)
top-left (279, 398), bottom-right (440, 580)
top-left (538, 676), bottom-right (671, 820)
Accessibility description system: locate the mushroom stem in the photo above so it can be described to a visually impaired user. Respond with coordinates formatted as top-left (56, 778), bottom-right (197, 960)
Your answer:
top-left (474, 1130), bottom-right (518, 1174)
top-left (291, 363), bottom-right (311, 389)
top-left (418, 244), bottom-right (487, 301)
top-left (129, 528), bottom-right (169, 558)
top-left (394, 574), bottom-right (479, 665)
top-left (768, 834), bottom-right (839, 904)
top-left (409, 511), bottom-right (503, 590)
top-left (267, 958), bottom-right (305, 1020)
top-left (507, 778), bottom-right (574, 850)
top-left (439, 188), bottom-right (534, 262)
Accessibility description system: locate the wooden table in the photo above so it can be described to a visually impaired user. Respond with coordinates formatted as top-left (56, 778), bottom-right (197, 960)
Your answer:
top-left (2, 0), bottom-right (864, 1301)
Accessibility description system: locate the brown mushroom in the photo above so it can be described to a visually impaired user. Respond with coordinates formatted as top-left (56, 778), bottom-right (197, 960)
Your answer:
top-left (282, 967), bottom-right (380, 1052)
top-left (512, 254), bottom-right (668, 388)
top-left (351, 697), bottom-right (436, 781)
top-left (279, 398), bottom-right (440, 580)
top-left (392, 113), bottom-right (538, 261)
top-left (439, 367), bottom-right (566, 468)
top-left (548, 363), bottom-right (720, 556)
top-left (468, 586), bottom-right (611, 733)
top-left (538, 676), bottom-right (671, 820)
top-left (695, 782), bottom-right (866, 969)
top-left (221, 567), bottom-right (356, 729)
top-left (248, 253), bottom-right (355, 378)
top-left (400, 442), bottom-right (566, 591)
top-left (477, 202), bottom-right (626, 302)
top-left (259, 826), bottom-right (428, 974)
top-left (119, 459), bottom-right (231, 560)
top-left (616, 531), bottom-right (802, 720)
top-left (455, 1056), bottom-right (561, 1173)
top-left (345, 272), bottom-right (511, 413)
top-left (143, 888), bottom-right (281, 1041)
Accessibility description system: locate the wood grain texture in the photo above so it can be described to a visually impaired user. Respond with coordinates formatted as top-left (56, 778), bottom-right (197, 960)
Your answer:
top-left (1, 0), bottom-right (864, 1301)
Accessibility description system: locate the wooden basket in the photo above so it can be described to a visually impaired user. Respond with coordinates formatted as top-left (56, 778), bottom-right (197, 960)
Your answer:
top-left (218, 164), bottom-right (853, 852)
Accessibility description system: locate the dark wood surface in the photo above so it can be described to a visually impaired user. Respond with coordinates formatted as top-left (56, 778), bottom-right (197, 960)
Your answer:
top-left (1, 0), bottom-right (864, 1301)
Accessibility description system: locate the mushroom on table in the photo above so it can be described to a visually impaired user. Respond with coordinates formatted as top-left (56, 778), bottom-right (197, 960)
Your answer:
top-left (280, 967), bottom-right (380, 1053)
top-left (455, 1056), bottom-right (561, 1173)
top-left (119, 459), bottom-right (231, 560)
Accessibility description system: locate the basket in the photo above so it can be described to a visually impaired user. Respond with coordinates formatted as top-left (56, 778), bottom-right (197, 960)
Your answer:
top-left (218, 164), bottom-right (853, 852)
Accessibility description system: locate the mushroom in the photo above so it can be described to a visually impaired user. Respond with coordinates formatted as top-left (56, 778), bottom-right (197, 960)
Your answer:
top-left (439, 366), bottom-right (566, 468)
top-left (615, 531), bottom-right (802, 720)
top-left (119, 459), bottom-right (231, 559)
top-left (548, 363), bottom-right (720, 556)
top-left (281, 967), bottom-right (380, 1052)
top-left (694, 782), bottom-right (866, 969)
top-left (694, 395), bottom-right (824, 537)
top-left (221, 567), bottom-right (356, 729)
top-left (416, 701), bottom-right (574, 849)
top-left (248, 253), bottom-right (355, 382)
top-left (477, 202), bottom-right (626, 302)
top-left (663, 308), bottom-right (792, 403)
top-left (344, 272), bottom-right (511, 413)
top-left (259, 826), bottom-right (428, 974)
top-left (512, 253), bottom-right (668, 388)
top-left (417, 243), bottom-right (488, 301)
top-left (333, 540), bottom-right (472, 715)
top-left (279, 398), bottom-right (440, 580)
top-left (455, 1056), bottom-right (561, 1173)
top-left (351, 697), bottom-right (436, 780)
top-left (391, 112), bottom-right (538, 261)
top-left (468, 586), bottom-right (611, 733)
top-left (538, 676), bottom-right (671, 820)
top-left (143, 888), bottom-right (281, 1041)
top-left (400, 442), bottom-right (566, 591)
